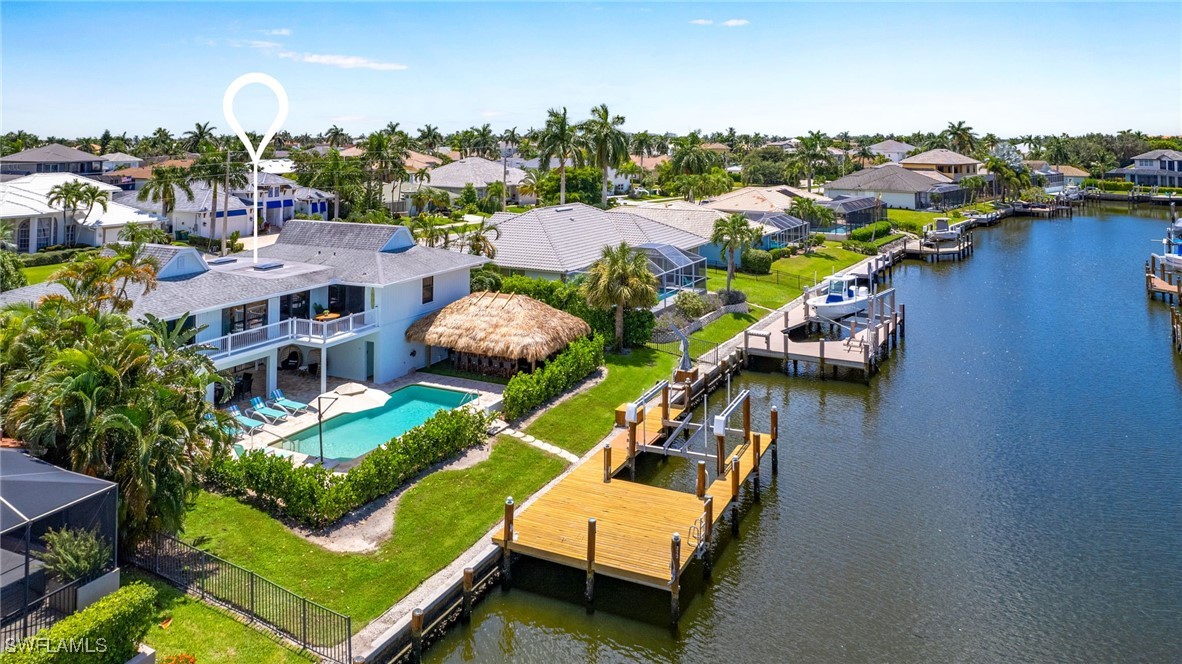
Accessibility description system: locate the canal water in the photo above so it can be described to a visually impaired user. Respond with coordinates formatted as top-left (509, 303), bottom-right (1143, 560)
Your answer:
top-left (429, 205), bottom-right (1182, 663)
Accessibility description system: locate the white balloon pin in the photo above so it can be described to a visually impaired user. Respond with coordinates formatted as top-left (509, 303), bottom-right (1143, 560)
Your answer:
top-left (222, 73), bottom-right (288, 263)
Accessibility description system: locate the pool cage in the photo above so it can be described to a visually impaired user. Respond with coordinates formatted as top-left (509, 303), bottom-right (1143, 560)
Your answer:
top-left (636, 243), bottom-right (707, 302)
top-left (744, 212), bottom-right (811, 249)
top-left (818, 195), bottom-right (887, 233)
top-left (0, 451), bottom-right (119, 644)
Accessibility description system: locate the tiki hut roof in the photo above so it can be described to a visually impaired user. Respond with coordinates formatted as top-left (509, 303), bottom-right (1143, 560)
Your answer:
top-left (405, 291), bottom-right (591, 363)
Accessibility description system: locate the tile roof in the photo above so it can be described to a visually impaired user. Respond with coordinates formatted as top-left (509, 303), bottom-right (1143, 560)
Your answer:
top-left (426, 157), bottom-right (527, 189)
top-left (824, 164), bottom-right (949, 193)
top-left (113, 182), bottom-right (251, 215)
top-left (1131, 149), bottom-right (1182, 160)
top-left (1, 143), bottom-right (103, 163)
top-left (490, 203), bottom-right (706, 274)
top-left (629, 153), bottom-right (670, 170)
top-left (868, 139), bottom-right (916, 153)
top-left (100, 152), bottom-right (141, 163)
top-left (115, 159), bottom-right (195, 180)
top-left (900, 149), bottom-right (981, 166)
top-left (703, 186), bottom-right (826, 213)
top-left (616, 201), bottom-right (780, 239)
top-left (1052, 164), bottom-right (1090, 177)
top-left (0, 175), bottom-right (159, 228)
top-left (3, 173), bottom-right (119, 196)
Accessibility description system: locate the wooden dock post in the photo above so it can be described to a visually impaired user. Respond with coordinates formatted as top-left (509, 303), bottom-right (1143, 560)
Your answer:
top-left (411, 607), bottom-right (424, 662)
top-left (703, 495), bottom-right (715, 577)
top-left (661, 384), bottom-right (670, 424)
top-left (670, 533), bottom-right (682, 624)
top-left (502, 497), bottom-right (514, 587)
top-left (627, 421), bottom-right (638, 481)
top-left (752, 434), bottom-right (761, 502)
top-left (696, 460), bottom-right (707, 498)
top-left (742, 396), bottom-right (751, 442)
top-left (715, 434), bottom-right (726, 475)
top-left (899, 303), bottom-right (906, 339)
top-left (603, 443), bottom-right (612, 483)
top-left (730, 456), bottom-right (741, 537)
top-left (462, 567), bottom-right (475, 622)
top-left (818, 338), bottom-right (826, 379)
top-left (585, 518), bottom-right (596, 604)
top-left (770, 406), bottom-right (779, 475)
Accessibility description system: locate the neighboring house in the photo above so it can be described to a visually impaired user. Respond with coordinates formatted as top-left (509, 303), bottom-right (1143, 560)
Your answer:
top-left (702, 185), bottom-right (827, 214)
top-left (509, 156), bottom-right (632, 195)
top-left (405, 150), bottom-right (442, 172)
top-left (820, 195), bottom-right (887, 230)
top-left (823, 163), bottom-right (967, 209)
top-left (867, 139), bottom-right (916, 163)
top-left (0, 173), bottom-right (163, 252)
top-left (1024, 161), bottom-right (1065, 189)
top-left (765, 138), bottom-right (800, 152)
top-left (426, 157), bottom-right (532, 203)
top-left (629, 153), bottom-right (671, 172)
top-left (0, 143), bottom-right (105, 176)
top-left (488, 203), bottom-right (707, 296)
top-left (1052, 164), bottom-right (1090, 186)
top-left (113, 159), bottom-right (196, 190)
top-left (0, 221), bottom-right (487, 397)
top-left (115, 172), bottom-right (331, 238)
top-left (258, 158), bottom-right (296, 174)
top-left (339, 146), bottom-right (366, 158)
top-left (899, 149), bottom-right (982, 181)
top-left (703, 142), bottom-right (731, 154)
top-left (99, 152), bottom-right (142, 171)
top-left (1105, 149), bottom-right (1182, 187)
top-left (616, 200), bottom-right (809, 266)
top-left (382, 180), bottom-right (423, 216)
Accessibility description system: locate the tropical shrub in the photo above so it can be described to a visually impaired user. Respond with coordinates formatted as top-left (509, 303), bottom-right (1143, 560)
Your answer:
top-left (717, 289), bottom-right (747, 305)
top-left (207, 407), bottom-right (493, 527)
top-left (4, 582), bottom-right (156, 664)
top-left (40, 527), bottom-right (112, 582)
top-left (183, 233), bottom-right (244, 254)
top-left (849, 221), bottom-right (892, 242)
top-left (674, 290), bottom-right (707, 319)
top-left (500, 275), bottom-right (656, 348)
top-left (17, 246), bottom-right (99, 268)
top-left (502, 334), bottom-right (604, 419)
top-left (808, 233), bottom-right (826, 247)
top-left (1, 250), bottom-right (27, 290)
top-left (470, 267), bottom-right (503, 292)
top-left (740, 248), bottom-right (772, 274)
top-left (891, 219), bottom-right (925, 235)
top-left (841, 240), bottom-right (879, 255)
top-left (537, 167), bottom-right (603, 206)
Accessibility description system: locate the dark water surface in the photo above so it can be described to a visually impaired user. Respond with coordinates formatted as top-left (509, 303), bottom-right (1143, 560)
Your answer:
top-left (430, 206), bottom-right (1182, 663)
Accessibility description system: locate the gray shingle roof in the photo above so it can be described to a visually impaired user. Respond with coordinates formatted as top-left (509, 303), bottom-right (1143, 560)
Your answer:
top-left (824, 165), bottom-right (951, 194)
top-left (99, 152), bottom-right (141, 162)
top-left (1131, 149), bottom-right (1182, 160)
top-left (490, 203), bottom-right (705, 274)
top-left (427, 157), bottom-right (527, 190)
top-left (114, 183), bottom-right (251, 215)
top-left (275, 219), bottom-right (400, 251)
top-left (1, 143), bottom-right (104, 163)
top-left (101, 244), bottom-right (186, 268)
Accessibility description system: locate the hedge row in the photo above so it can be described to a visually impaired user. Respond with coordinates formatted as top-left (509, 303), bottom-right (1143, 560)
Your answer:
top-left (6, 582), bottom-right (156, 664)
top-left (849, 221), bottom-right (893, 242)
top-left (1080, 178), bottom-right (1182, 195)
top-left (500, 276), bottom-right (655, 348)
top-left (840, 240), bottom-right (879, 255)
top-left (183, 233), bottom-right (244, 255)
top-left (891, 219), bottom-right (925, 235)
top-left (18, 246), bottom-right (99, 268)
top-left (207, 407), bottom-right (491, 528)
top-left (502, 334), bottom-right (604, 419)
top-left (740, 248), bottom-right (772, 274)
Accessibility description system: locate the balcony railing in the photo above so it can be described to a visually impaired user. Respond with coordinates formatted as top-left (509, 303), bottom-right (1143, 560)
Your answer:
top-left (196, 309), bottom-right (378, 359)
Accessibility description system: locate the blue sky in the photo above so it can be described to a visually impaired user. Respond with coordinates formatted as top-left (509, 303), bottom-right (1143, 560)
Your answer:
top-left (3, 2), bottom-right (1180, 139)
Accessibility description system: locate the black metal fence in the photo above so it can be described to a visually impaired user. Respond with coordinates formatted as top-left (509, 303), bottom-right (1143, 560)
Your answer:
top-left (128, 533), bottom-right (352, 663)
top-left (0, 577), bottom-right (82, 646)
top-left (649, 334), bottom-right (721, 365)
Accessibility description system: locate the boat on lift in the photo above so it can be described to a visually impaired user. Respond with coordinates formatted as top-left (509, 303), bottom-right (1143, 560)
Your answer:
top-left (927, 217), bottom-right (960, 242)
top-left (1158, 203), bottom-right (1182, 269)
top-left (807, 274), bottom-right (870, 319)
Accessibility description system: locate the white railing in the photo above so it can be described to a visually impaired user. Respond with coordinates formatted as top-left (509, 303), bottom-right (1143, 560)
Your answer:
top-left (195, 310), bottom-right (378, 359)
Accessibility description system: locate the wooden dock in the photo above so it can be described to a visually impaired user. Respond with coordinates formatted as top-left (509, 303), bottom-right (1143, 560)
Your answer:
top-left (903, 231), bottom-right (974, 262)
top-left (1146, 255), bottom-right (1182, 303)
top-left (493, 393), bottom-right (777, 622)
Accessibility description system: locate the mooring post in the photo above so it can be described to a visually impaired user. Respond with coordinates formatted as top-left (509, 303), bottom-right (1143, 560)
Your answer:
top-left (462, 567), bottom-right (475, 622)
top-left (703, 495), bottom-right (714, 577)
top-left (670, 533), bottom-right (682, 624)
top-left (603, 443), bottom-right (612, 483)
top-left (899, 303), bottom-right (906, 339)
top-left (585, 518), bottom-right (596, 604)
top-left (411, 608), bottom-right (424, 662)
top-left (661, 384), bottom-right (670, 424)
top-left (502, 497), bottom-right (514, 588)
top-left (715, 434), bottom-right (726, 476)
top-left (730, 456), bottom-right (740, 503)
top-left (818, 337), bottom-right (826, 379)
top-left (696, 460), bottom-right (707, 498)
top-left (627, 421), bottom-right (638, 480)
top-left (752, 434), bottom-right (761, 502)
top-left (770, 406), bottom-right (779, 474)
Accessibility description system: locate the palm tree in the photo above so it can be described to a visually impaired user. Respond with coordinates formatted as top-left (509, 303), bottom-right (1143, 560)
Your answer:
top-left (308, 149), bottom-right (362, 219)
top-left (537, 107), bottom-right (581, 204)
top-left (669, 132), bottom-right (716, 176)
top-left (946, 121), bottom-right (977, 154)
top-left (463, 219), bottom-right (501, 259)
top-left (183, 122), bottom-right (217, 151)
top-left (582, 242), bottom-right (657, 351)
top-left (519, 168), bottom-right (543, 203)
top-left (630, 131), bottom-right (655, 173)
top-left (137, 166), bottom-right (194, 231)
top-left (417, 124), bottom-right (443, 153)
top-left (324, 125), bottom-right (349, 148)
top-left (76, 185), bottom-right (111, 235)
top-left (790, 133), bottom-right (831, 191)
top-left (192, 151), bottom-right (245, 254)
top-left (711, 213), bottom-right (761, 292)
top-left (788, 198), bottom-right (836, 240)
top-left (580, 104), bottom-right (628, 205)
top-left (46, 180), bottom-right (85, 247)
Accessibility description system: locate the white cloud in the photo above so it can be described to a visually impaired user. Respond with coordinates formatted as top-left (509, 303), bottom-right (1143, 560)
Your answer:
top-left (689, 19), bottom-right (713, 25)
top-left (262, 28), bottom-right (291, 36)
top-left (277, 51), bottom-right (408, 71)
top-left (249, 40), bottom-right (281, 49)
top-left (480, 110), bottom-right (505, 118)
top-left (722, 19), bottom-right (750, 27)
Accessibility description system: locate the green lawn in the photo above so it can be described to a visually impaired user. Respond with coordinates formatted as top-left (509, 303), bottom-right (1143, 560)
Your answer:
top-left (706, 242), bottom-right (866, 309)
top-left (694, 312), bottom-right (760, 345)
top-left (21, 264), bottom-right (59, 285)
top-left (128, 570), bottom-right (313, 664)
top-left (419, 360), bottom-right (509, 385)
top-left (525, 347), bottom-right (677, 455)
top-left (873, 233), bottom-right (905, 247)
top-left (506, 205), bottom-right (531, 213)
top-left (181, 437), bottom-right (564, 627)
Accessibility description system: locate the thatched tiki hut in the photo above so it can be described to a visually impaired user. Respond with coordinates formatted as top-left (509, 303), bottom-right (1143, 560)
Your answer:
top-left (405, 291), bottom-right (591, 376)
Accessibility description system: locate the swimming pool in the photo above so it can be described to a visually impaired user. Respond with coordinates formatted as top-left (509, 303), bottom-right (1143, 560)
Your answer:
top-left (282, 385), bottom-right (477, 461)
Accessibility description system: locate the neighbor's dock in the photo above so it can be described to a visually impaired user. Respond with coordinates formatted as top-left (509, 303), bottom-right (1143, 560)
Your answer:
top-left (1147, 255), bottom-right (1182, 303)
top-left (493, 385), bottom-right (775, 623)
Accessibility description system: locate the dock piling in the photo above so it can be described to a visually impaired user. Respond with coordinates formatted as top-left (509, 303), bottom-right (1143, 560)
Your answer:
top-left (603, 443), bottom-right (611, 483)
top-left (670, 533), bottom-right (681, 625)
top-left (585, 518), bottom-right (596, 604)
top-left (696, 461), bottom-right (706, 498)
top-left (752, 434), bottom-right (761, 502)
top-left (462, 568), bottom-right (474, 622)
top-left (502, 497), bottom-right (514, 588)
top-left (770, 406), bottom-right (779, 475)
top-left (411, 608), bottom-right (424, 662)
top-left (627, 421), bottom-right (637, 481)
top-left (715, 434), bottom-right (726, 475)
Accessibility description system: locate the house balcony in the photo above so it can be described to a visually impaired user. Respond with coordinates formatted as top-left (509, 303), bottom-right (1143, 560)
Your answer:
top-left (194, 309), bottom-right (378, 362)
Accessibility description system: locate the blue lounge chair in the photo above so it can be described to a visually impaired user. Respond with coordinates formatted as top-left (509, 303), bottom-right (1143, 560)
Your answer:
top-left (205, 413), bottom-right (241, 439)
top-left (226, 405), bottom-right (266, 433)
top-left (269, 389), bottom-right (310, 414)
top-left (249, 396), bottom-right (289, 423)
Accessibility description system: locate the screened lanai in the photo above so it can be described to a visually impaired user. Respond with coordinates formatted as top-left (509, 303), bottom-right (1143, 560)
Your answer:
top-left (744, 212), bottom-right (811, 248)
top-left (636, 243), bottom-right (707, 302)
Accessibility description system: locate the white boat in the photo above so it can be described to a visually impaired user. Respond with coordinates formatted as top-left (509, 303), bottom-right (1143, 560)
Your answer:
top-left (927, 217), bottom-right (959, 241)
top-left (1156, 203), bottom-right (1182, 269)
top-left (807, 275), bottom-right (870, 319)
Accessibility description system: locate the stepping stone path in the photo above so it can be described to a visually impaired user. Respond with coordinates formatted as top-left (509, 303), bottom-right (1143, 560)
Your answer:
top-left (501, 428), bottom-right (579, 463)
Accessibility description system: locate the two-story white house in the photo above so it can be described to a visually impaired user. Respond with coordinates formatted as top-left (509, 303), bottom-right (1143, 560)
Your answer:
top-left (1107, 149), bottom-right (1182, 187)
top-left (0, 220), bottom-right (487, 401)
top-left (867, 139), bottom-right (916, 163)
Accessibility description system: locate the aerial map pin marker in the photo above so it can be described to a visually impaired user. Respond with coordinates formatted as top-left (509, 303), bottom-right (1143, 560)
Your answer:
top-left (222, 73), bottom-right (289, 262)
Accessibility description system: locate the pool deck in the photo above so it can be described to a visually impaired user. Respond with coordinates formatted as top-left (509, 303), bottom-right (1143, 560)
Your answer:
top-left (235, 372), bottom-right (505, 468)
